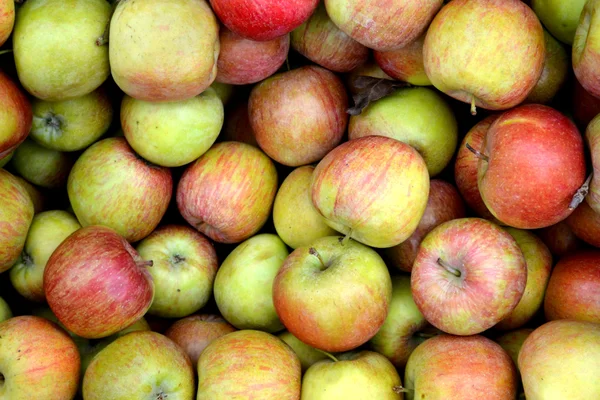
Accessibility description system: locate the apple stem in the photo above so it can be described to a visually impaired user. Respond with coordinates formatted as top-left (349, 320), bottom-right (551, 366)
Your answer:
top-left (393, 386), bottom-right (413, 394)
top-left (415, 331), bottom-right (438, 339)
top-left (315, 349), bottom-right (339, 363)
top-left (309, 247), bottom-right (326, 269)
top-left (569, 173), bottom-right (593, 210)
top-left (470, 95), bottom-right (477, 116)
top-left (465, 142), bottom-right (489, 162)
top-left (96, 0), bottom-right (120, 46)
top-left (340, 230), bottom-right (352, 246)
top-left (0, 49), bottom-right (13, 56)
top-left (138, 260), bottom-right (154, 268)
top-left (436, 258), bottom-right (461, 277)
top-left (286, 57), bottom-right (291, 71)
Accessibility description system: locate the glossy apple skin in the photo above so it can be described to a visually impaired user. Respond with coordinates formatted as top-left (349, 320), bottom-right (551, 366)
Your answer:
top-left (311, 136), bottom-right (430, 249)
top-left (10, 138), bottom-right (75, 189)
top-left (44, 225), bottom-right (155, 339)
top-left (412, 218), bottom-right (527, 336)
top-left (216, 27), bottom-right (289, 85)
top-left (573, 0), bottom-right (600, 99)
top-left (197, 330), bottom-right (301, 400)
top-left (405, 335), bottom-right (518, 400)
top-left (385, 180), bottom-right (466, 273)
top-left (566, 200), bottom-right (600, 247)
top-left (478, 104), bottom-right (586, 229)
top-left (0, 70), bottom-right (32, 158)
top-left (0, 0), bottom-right (14, 45)
top-left (518, 320), bottom-right (600, 400)
top-left (374, 34), bottom-right (431, 86)
top-left (536, 220), bottom-right (583, 257)
top-left (176, 141), bottom-right (278, 244)
top-left (248, 65), bottom-right (348, 167)
top-left (165, 314), bottom-right (236, 367)
top-left (424, 0), bottom-right (544, 111)
top-left (585, 113), bottom-right (600, 214)
top-left (0, 316), bottom-right (80, 400)
top-left (109, 0), bottom-right (219, 102)
top-left (494, 328), bottom-right (534, 370)
top-left (544, 251), bottom-right (600, 323)
top-left (209, 0), bottom-right (318, 41)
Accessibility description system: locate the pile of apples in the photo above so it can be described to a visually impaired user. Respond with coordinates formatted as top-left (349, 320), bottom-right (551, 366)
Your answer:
top-left (1, 0), bottom-right (600, 398)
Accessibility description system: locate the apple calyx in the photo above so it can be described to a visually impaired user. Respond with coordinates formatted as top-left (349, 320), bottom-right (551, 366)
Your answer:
top-left (20, 251), bottom-right (34, 267)
top-left (393, 386), bottom-right (412, 394)
top-left (569, 173), bottom-right (593, 210)
top-left (315, 348), bottom-right (339, 363)
top-left (33, 112), bottom-right (65, 142)
top-left (309, 247), bottom-right (328, 271)
top-left (465, 142), bottom-right (489, 162)
top-left (436, 258), bottom-right (461, 277)
top-left (168, 254), bottom-right (186, 267)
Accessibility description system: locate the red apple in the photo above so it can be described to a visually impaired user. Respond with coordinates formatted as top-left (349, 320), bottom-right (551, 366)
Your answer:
top-left (248, 65), bottom-right (348, 167)
top-left (219, 100), bottom-right (259, 147)
top-left (0, 69), bottom-right (32, 158)
top-left (566, 200), bottom-right (600, 247)
top-left (536, 220), bottom-right (584, 257)
top-left (374, 33), bottom-right (431, 86)
top-left (573, 78), bottom-right (600, 129)
top-left (0, 0), bottom-right (14, 46)
top-left (44, 225), bottom-right (155, 339)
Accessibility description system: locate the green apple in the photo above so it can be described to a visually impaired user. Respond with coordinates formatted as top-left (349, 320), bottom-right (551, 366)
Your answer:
top-left (301, 350), bottom-right (404, 399)
top-left (273, 165), bottom-right (338, 249)
top-left (10, 210), bottom-right (81, 302)
top-left (210, 81), bottom-right (235, 106)
top-left (525, 30), bottom-right (569, 104)
top-left (10, 138), bottom-right (75, 188)
top-left (121, 87), bottom-right (224, 167)
top-left (0, 0), bottom-right (14, 46)
top-left (532, 0), bottom-right (587, 44)
top-left (214, 233), bottom-right (288, 332)
top-left (29, 87), bottom-right (114, 152)
top-left (0, 296), bottom-right (12, 322)
top-left (83, 331), bottom-right (195, 400)
top-left (12, 0), bottom-right (111, 101)
top-left (494, 328), bottom-right (534, 370)
top-left (277, 330), bottom-right (330, 372)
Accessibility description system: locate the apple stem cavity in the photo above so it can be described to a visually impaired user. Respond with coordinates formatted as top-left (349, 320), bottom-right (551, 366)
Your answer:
top-left (315, 349), bottom-right (339, 363)
top-left (569, 173), bottom-right (593, 210)
top-left (309, 247), bottom-right (327, 270)
top-left (465, 142), bottom-right (489, 162)
top-left (470, 95), bottom-right (477, 116)
top-left (393, 386), bottom-right (412, 394)
top-left (436, 258), bottom-right (461, 277)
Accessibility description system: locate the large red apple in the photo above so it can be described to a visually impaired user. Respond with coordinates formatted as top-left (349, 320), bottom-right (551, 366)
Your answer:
top-left (0, 69), bottom-right (32, 158)
top-left (44, 225), bottom-right (155, 339)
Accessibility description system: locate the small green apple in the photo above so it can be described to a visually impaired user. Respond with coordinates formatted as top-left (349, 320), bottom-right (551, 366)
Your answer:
top-left (525, 30), bottom-right (569, 104)
top-left (494, 328), bottom-right (534, 370)
top-left (532, 0), bottom-right (587, 44)
top-left (210, 81), bottom-right (235, 105)
top-left (10, 138), bottom-right (75, 188)
top-left (0, 296), bottom-right (12, 322)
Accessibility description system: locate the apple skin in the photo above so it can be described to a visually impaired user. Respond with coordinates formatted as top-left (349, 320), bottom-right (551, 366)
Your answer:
top-left (566, 200), bottom-right (600, 248)
top-left (12, 175), bottom-right (46, 214)
top-left (518, 319), bottom-right (600, 400)
top-left (324, 0), bottom-right (443, 51)
top-left (109, 0), bottom-right (219, 102)
top-left (585, 112), bottom-right (600, 214)
top-left (165, 314), bottom-right (236, 367)
top-left (525, 29), bottom-right (569, 104)
top-left (573, 78), bottom-right (600, 129)
top-left (0, 297), bottom-right (11, 322)
top-left (0, 0), bottom-right (14, 46)
top-left (43, 225), bottom-right (155, 339)
top-left (216, 27), bottom-right (289, 85)
top-left (0, 168), bottom-right (34, 273)
top-left (12, 0), bottom-right (110, 101)
top-left (210, 81), bottom-right (235, 106)
top-left (273, 165), bottom-right (338, 249)
top-left (374, 34), bottom-right (431, 86)
top-left (29, 87), bottom-right (113, 152)
top-left (273, 236), bottom-right (392, 352)
top-left (121, 87), bottom-right (224, 167)
top-left (536, 220), bottom-right (584, 257)
top-left (0, 316), bottom-right (80, 400)
top-left (0, 151), bottom-right (12, 168)
top-left (0, 69), bottom-right (32, 158)
top-left (423, 0), bottom-right (545, 112)
top-left (248, 65), bottom-right (348, 167)
top-left (385, 179), bottom-right (466, 273)
top-left (9, 210), bottom-right (81, 302)
top-left (411, 218), bottom-right (527, 336)
top-left (478, 104), bottom-right (587, 230)
top-left (197, 330), bottom-right (301, 399)
top-left (10, 138), bottom-right (75, 189)
top-left (83, 331), bottom-right (195, 400)
top-left (544, 251), bottom-right (600, 323)
top-left (348, 87), bottom-right (458, 177)
top-left (404, 334), bottom-right (518, 400)
top-left (301, 350), bottom-right (404, 400)
top-left (67, 137), bottom-right (173, 243)
top-left (573, 0), bottom-right (600, 99)
top-left (208, 0), bottom-right (318, 42)
top-left (494, 328), bottom-right (534, 370)
top-left (219, 101), bottom-right (259, 147)
top-left (135, 225), bottom-right (219, 318)
top-left (176, 141), bottom-right (278, 244)
top-left (290, 3), bottom-right (369, 73)
top-left (532, 0), bottom-right (587, 45)
top-left (277, 330), bottom-right (330, 372)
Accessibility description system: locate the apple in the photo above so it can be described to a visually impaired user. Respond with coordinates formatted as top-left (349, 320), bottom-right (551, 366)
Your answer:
top-left (348, 87), bottom-right (458, 177)
top-left (0, 168), bottom-right (34, 273)
top-left (67, 137), bottom-right (173, 243)
top-left (0, 69), bottom-right (32, 158)
top-left (518, 319), bottom-right (600, 400)
top-left (209, 0), bottom-right (318, 41)
top-left (573, 77), bottom-right (600, 129)
top-left (411, 218), bottom-right (527, 336)
top-left (385, 179), bottom-right (466, 273)
top-left (369, 275), bottom-right (430, 369)
top-left (44, 225), bottom-right (155, 339)
top-left (544, 250), bottom-right (600, 323)
top-left (29, 87), bottom-right (113, 152)
top-left (374, 33), bottom-right (431, 86)
top-left (0, 0), bottom-right (14, 46)
top-left (248, 65), bottom-right (348, 167)
top-left (273, 236), bottom-right (392, 352)
top-left (197, 329), bottom-right (301, 399)
top-left (277, 330), bottom-right (330, 372)
top-left (495, 228), bottom-right (553, 331)
top-left (10, 138), bottom-right (75, 189)
top-left (566, 200), bottom-right (600, 247)
top-left (219, 101), bottom-right (259, 147)
top-left (423, 0), bottom-right (545, 114)
top-left (478, 104), bottom-right (587, 229)
top-left (216, 27), bottom-right (289, 85)
top-left (525, 29), bottom-right (569, 104)
top-left (176, 141), bottom-right (278, 244)
top-left (536, 220), bottom-right (584, 257)
top-left (345, 61), bottom-right (395, 95)
top-left (214, 233), bottom-right (288, 332)
top-left (135, 225), bottom-right (219, 318)
top-left (210, 81), bottom-right (235, 106)
top-left (11, 175), bottom-right (46, 214)
top-left (273, 165), bottom-right (338, 249)
top-left (585, 112), bottom-right (600, 214)
top-left (0, 296), bottom-right (12, 322)
top-left (324, 0), bottom-right (443, 51)
top-left (0, 316), bottom-right (80, 400)
top-left (404, 334), bottom-right (518, 399)
top-left (290, 3), bottom-right (369, 73)
top-left (165, 314), bottom-right (236, 366)
top-left (0, 151), bottom-right (12, 168)
top-left (12, 0), bottom-right (111, 101)
top-left (573, 0), bottom-right (600, 99)
top-left (109, 0), bottom-right (219, 102)
top-left (121, 87), bottom-right (224, 167)
top-left (311, 135), bottom-right (429, 249)
top-left (494, 328), bottom-right (535, 370)
top-left (9, 210), bottom-right (81, 302)
top-left (301, 350), bottom-right (404, 399)
top-left (83, 331), bottom-right (195, 400)
top-left (532, 0), bottom-right (587, 44)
